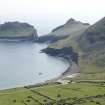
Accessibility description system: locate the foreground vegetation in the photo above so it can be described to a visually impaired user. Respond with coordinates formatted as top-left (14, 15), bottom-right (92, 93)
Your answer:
top-left (0, 81), bottom-right (105, 105)
top-left (33, 17), bottom-right (105, 104)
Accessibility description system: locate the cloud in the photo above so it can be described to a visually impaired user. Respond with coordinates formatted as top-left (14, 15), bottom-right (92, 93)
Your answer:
top-left (0, 0), bottom-right (105, 35)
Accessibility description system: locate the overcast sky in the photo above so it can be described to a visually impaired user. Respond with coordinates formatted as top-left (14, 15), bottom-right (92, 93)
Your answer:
top-left (0, 0), bottom-right (105, 35)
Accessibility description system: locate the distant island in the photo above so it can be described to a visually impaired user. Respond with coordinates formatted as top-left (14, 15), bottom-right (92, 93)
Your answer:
top-left (0, 22), bottom-right (38, 41)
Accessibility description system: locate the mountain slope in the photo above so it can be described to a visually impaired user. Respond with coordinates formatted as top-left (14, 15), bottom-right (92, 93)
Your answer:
top-left (37, 18), bottom-right (89, 43)
top-left (43, 17), bottom-right (105, 80)
top-left (78, 17), bottom-right (105, 70)
top-left (47, 19), bottom-right (90, 52)
top-left (48, 18), bottom-right (89, 37)
top-left (79, 17), bottom-right (105, 52)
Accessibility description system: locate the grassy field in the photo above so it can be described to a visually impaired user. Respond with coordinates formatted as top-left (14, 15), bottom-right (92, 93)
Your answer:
top-left (0, 82), bottom-right (105, 105)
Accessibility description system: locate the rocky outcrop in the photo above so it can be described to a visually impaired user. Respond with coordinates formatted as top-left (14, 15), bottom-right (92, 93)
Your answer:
top-left (0, 22), bottom-right (38, 41)
top-left (41, 47), bottom-right (78, 64)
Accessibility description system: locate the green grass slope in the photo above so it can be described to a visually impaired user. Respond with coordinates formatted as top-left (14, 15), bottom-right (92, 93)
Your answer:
top-left (48, 18), bottom-right (89, 37)
top-left (48, 19), bottom-right (89, 52)
top-left (0, 82), bottom-right (105, 105)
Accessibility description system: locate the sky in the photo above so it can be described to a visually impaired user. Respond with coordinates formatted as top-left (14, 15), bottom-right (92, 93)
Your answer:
top-left (0, 0), bottom-right (105, 35)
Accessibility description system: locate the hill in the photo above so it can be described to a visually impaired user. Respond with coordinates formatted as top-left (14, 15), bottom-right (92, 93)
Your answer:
top-left (77, 17), bottom-right (105, 76)
top-left (49, 18), bottom-right (89, 37)
top-left (0, 22), bottom-right (38, 41)
top-left (79, 17), bottom-right (105, 52)
top-left (37, 18), bottom-right (89, 43)
top-left (43, 17), bottom-right (105, 80)
top-left (45, 19), bottom-right (89, 51)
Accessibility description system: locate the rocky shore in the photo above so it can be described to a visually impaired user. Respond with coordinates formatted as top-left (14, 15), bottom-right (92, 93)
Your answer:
top-left (41, 47), bottom-right (78, 63)
top-left (41, 47), bottom-right (80, 78)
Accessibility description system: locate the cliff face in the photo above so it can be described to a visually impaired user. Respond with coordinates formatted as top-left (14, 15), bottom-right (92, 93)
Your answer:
top-left (0, 22), bottom-right (38, 41)
top-left (42, 47), bottom-right (78, 64)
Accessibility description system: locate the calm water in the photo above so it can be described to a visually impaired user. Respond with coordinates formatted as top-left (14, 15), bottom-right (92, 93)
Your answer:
top-left (0, 42), bottom-right (69, 89)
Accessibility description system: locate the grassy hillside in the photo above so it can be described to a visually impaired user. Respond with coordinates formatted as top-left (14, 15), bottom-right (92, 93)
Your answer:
top-left (0, 22), bottom-right (37, 38)
top-left (48, 18), bottom-right (89, 37)
top-left (47, 17), bottom-right (105, 81)
top-left (79, 17), bottom-right (105, 52)
top-left (48, 19), bottom-right (89, 52)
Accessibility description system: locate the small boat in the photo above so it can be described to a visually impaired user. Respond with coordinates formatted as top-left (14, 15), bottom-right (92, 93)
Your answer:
top-left (38, 72), bottom-right (43, 75)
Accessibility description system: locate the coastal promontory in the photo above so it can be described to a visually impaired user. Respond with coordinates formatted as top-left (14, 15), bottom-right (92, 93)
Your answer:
top-left (0, 22), bottom-right (38, 41)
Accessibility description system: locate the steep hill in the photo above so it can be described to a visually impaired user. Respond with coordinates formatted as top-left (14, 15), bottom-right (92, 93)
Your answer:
top-left (79, 17), bottom-right (105, 52)
top-left (0, 22), bottom-right (38, 41)
top-left (77, 17), bottom-right (105, 71)
top-left (49, 18), bottom-right (89, 37)
top-left (47, 19), bottom-right (90, 52)
top-left (37, 18), bottom-right (89, 43)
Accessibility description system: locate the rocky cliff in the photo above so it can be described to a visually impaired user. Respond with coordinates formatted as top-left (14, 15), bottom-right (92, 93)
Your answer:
top-left (41, 47), bottom-right (78, 64)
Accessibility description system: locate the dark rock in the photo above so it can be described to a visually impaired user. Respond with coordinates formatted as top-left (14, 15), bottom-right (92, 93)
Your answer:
top-left (41, 47), bottom-right (78, 64)
top-left (36, 35), bottom-right (68, 43)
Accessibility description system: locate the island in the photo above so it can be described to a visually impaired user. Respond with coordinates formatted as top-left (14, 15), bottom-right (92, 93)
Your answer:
top-left (0, 22), bottom-right (38, 42)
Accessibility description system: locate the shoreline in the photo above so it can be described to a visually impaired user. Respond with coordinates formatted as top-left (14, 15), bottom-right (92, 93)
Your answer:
top-left (0, 57), bottom-right (79, 91)
top-left (62, 59), bottom-right (79, 76)
top-left (0, 45), bottom-right (79, 91)
top-left (45, 57), bottom-right (80, 83)
top-left (40, 46), bottom-right (80, 82)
